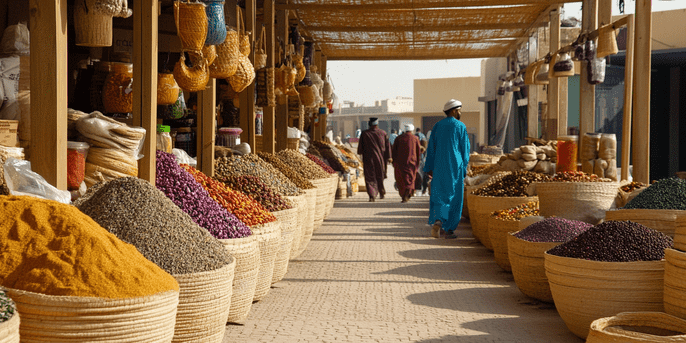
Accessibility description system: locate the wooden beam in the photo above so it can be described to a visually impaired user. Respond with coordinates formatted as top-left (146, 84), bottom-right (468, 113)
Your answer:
top-left (578, 0), bottom-right (597, 163)
top-left (506, 4), bottom-right (560, 57)
top-left (276, 8), bottom-right (289, 151)
top-left (239, 2), bottom-right (257, 151)
top-left (632, 0), bottom-right (651, 183)
top-left (263, 0), bottom-right (276, 154)
top-left (278, 0), bottom-right (580, 11)
top-left (621, 15), bottom-right (634, 181)
top-left (549, 8), bottom-right (561, 139)
top-left (321, 39), bottom-right (520, 46)
top-left (303, 23), bottom-right (546, 33)
top-left (598, 0), bottom-right (613, 26)
top-left (197, 80), bottom-right (216, 176)
top-left (29, 0), bottom-right (68, 189)
top-left (133, 0), bottom-right (159, 184)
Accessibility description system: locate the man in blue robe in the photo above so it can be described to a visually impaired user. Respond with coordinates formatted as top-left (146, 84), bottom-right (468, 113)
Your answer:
top-left (423, 99), bottom-right (470, 239)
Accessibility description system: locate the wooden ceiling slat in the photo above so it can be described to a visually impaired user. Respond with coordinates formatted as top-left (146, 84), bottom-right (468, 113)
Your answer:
top-left (278, 0), bottom-right (580, 11)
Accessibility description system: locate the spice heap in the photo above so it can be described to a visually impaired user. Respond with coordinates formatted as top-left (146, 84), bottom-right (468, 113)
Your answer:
top-left (623, 178), bottom-right (686, 210)
top-left (0, 196), bottom-right (179, 298)
top-left (514, 217), bottom-right (593, 243)
top-left (492, 201), bottom-right (539, 221)
top-left (257, 152), bottom-right (315, 189)
top-left (277, 149), bottom-right (331, 179)
top-left (547, 171), bottom-right (609, 182)
top-left (307, 153), bottom-right (336, 174)
top-left (156, 151), bottom-right (250, 239)
top-left (468, 163), bottom-right (497, 177)
top-left (311, 141), bottom-right (348, 172)
top-left (473, 171), bottom-right (549, 197)
top-left (335, 145), bottom-right (360, 168)
top-left (75, 177), bottom-right (236, 275)
top-left (547, 220), bottom-right (673, 262)
top-left (0, 290), bottom-right (15, 323)
top-left (307, 145), bottom-right (325, 160)
top-left (620, 181), bottom-right (648, 193)
top-left (215, 154), bottom-right (302, 196)
top-left (182, 164), bottom-right (276, 225)
top-left (220, 175), bottom-right (292, 212)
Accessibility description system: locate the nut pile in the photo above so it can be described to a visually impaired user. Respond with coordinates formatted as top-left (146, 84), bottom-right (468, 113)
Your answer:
top-left (75, 176), bottom-right (236, 274)
top-left (214, 154), bottom-right (302, 196)
top-left (547, 220), bottom-right (673, 262)
top-left (182, 164), bottom-right (276, 225)
top-left (492, 201), bottom-right (539, 221)
top-left (620, 181), bottom-right (648, 193)
top-left (219, 175), bottom-right (292, 212)
top-left (473, 171), bottom-right (549, 197)
top-left (307, 145), bottom-right (325, 160)
top-left (624, 178), bottom-right (686, 210)
top-left (156, 150), bottom-right (250, 239)
top-left (257, 152), bottom-right (315, 189)
top-left (548, 171), bottom-right (609, 182)
top-left (276, 149), bottom-right (331, 179)
top-left (467, 163), bottom-right (497, 177)
top-left (312, 141), bottom-right (348, 172)
top-left (307, 153), bottom-right (336, 174)
top-left (0, 290), bottom-right (15, 323)
top-left (514, 217), bottom-right (592, 243)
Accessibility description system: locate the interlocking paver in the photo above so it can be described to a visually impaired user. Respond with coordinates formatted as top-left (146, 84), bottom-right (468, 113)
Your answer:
top-left (223, 173), bottom-right (582, 343)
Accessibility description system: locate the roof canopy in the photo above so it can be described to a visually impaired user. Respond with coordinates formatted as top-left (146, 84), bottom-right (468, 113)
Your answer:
top-left (279, 0), bottom-right (580, 60)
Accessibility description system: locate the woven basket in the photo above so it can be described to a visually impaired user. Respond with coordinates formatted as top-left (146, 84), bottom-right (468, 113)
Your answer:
top-left (254, 27), bottom-right (267, 69)
top-left (463, 185), bottom-right (479, 220)
top-left (203, 1), bottom-right (226, 46)
top-left (157, 73), bottom-right (181, 106)
top-left (5, 288), bottom-right (179, 342)
top-left (202, 44), bottom-right (218, 66)
top-left (664, 249), bottom-right (686, 320)
top-left (171, 258), bottom-right (235, 343)
top-left (271, 207), bottom-right (298, 284)
top-left (535, 181), bottom-right (619, 225)
top-left (237, 8), bottom-right (250, 56)
top-left (256, 68), bottom-right (275, 108)
top-left (310, 178), bottom-right (330, 230)
top-left (229, 54), bottom-right (255, 93)
top-left (284, 193), bottom-right (307, 259)
top-left (294, 188), bottom-right (317, 259)
top-left (336, 175), bottom-right (347, 199)
top-left (251, 221), bottom-right (281, 302)
top-left (544, 253), bottom-right (665, 339)
top-left (597, 24), bottom-right (619, 58)
top-left (467, 192), bottom-right (479, 229)
top-left (472, 195), bottom-right (538, 251)
top-left (173, 53), bottom-right (209, 92)
top-left (209, 28), bottom-right (240, 79)
top-left (74, 0), bottom-right (112, 47)
top-left (675, 216), bottom-right (686, 251)
top-left (287, 138), bottom-right (299, 150)
top-left (605, 209), bottom-right (683, 239)
top-left (298, 86), bottom-right (316, 107)
top-left (508, 233), bottom-right (560, 302)
top-left (325, 174), bottom-right (339, 216)
top-left (174, 1), bottom-right (208, 51)
top-left (218, 234), bottom-right (260, 324)
top-left (0, 313), bottom-right (19, 343)
top-left (488, 216), bottom-right (522, 272)
top-left (587, 312), bottom-right (686, 343)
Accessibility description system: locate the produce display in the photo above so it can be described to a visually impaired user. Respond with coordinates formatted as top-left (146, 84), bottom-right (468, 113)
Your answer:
top-left (547, 220), bottom-right (673, 262)
top-left (0, 196), bottom-right (179, 298)
top-left (182, 164), bottom-right (276, 225)
top-left (467, 163), bottom-right (498, 177)
top-left (306, 145), bottom-right (325, 160)
top-left (0, 290), bottom-right (15, 323)
top-left (277, 149), bottom-right (331, 179)
top-left (514, 217), bottom-right (593, 243)
top-left (547, 171), bottom-right (607, 182)
top-left (496, 143), bottom-right (556, 174)
top-left (257, 152), bottom-right (315, 190)
top-left (623, 178), bottom-right (686, 210)
top-left (473, 171), bottom-right (549, 197)
top-left (620, 181), bottom-right (648, 193)
top-left (215, 154), bottom-right (302, 196)
top-left (74, 177), bottom-right (235, 275)
top-left (307, 153), bottom-right (336, 174)
top-left (156, 150), bottom-right (250, 239)
top-left (220, 175), bottom-right (292, 212)
top-left (580, 133), bottom-right (618, 181)
top-left (492, 201), bottom-right (539, 221)
top-left (311, 141), bottom-right (348, 172)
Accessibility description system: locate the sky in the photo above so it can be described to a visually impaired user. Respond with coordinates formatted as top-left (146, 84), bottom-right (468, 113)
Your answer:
top-left (327, 1), bottom-right (686, 107)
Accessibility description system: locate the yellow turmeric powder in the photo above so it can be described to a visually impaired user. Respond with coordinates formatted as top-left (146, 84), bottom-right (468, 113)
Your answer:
top-left (0, 196), bottom-right (179, 298)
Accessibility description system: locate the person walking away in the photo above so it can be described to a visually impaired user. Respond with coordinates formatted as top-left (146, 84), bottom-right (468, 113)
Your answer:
top-left (389, 129), bottom-right (398, 145)
top-left (424, 99), bottom-right (470, 239)
top-left (357, 117), bottom-right (392, 202)
top-left (391, 124), bottom-right (421, 203)
top-left (415, 127), bottom-right (427, 142)
top-left (417, 139), bottom-right (429, 196)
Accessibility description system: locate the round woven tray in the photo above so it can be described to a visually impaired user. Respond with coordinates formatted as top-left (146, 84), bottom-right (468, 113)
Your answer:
top-left (251, 221), bottom-right (281, 302)
top-left (293, 188), bottom-right (317, 259)
top-left (587, 311), bottom-right (686, 343)
top-left (507, 233), bottom-right (560, 302)
top-left (0, 313), bottom-right (19, 343)
top-left (535, 181), bottom-right (619, 225)
top-left (218, 234), bottom-right (260, 324)
top-left (271, 207), bottom-right (298, 284)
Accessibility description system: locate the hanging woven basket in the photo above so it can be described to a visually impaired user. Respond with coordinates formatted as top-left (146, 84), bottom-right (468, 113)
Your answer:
top-left (74, 0), bottom-right (113, 47)
top-left (597, 24), bottom-right (619, 58)
top-left (173, 52), bottom-right (210, 92)
top-left (157, 73), bottom-right (180, 106)
top-left (209, 27), bottom-right (240, 79)
top-left (254, 27), bottom-right (267, 69)
top-left (203, 0), bottom-right (227, 46)
top-left (228, 53), bottom-right (255, 93)
top-left (174, 1), bottom-right (208, 51)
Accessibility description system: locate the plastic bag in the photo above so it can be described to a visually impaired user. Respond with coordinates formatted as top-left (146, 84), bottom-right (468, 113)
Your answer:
top-left (75, 111), bottom-right (146, 159)
top-left (3, 158), bottom-right (71, 204)
top-left (171, 148), bottom-right (197, 167)
top-left (588, 57), bottom-right (606, 84)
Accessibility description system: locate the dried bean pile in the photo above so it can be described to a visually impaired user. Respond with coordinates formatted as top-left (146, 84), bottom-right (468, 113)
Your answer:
top-left (548, 171), bottom-right (608, 182)
top-left (623, 178), bottom-right (686, 210)
top-left (473, 171), bottom-right (549, 197)
top-left (492, 201), bottom-right (539, 221)
top-left (156, 151), bottom-right (250, 239)
top-left (182, 164), bottom-right (276, 225)
top-left (257, 152), bottom-right (315, 189)
top-left (75, 177), bottom-right (235, 274)
top-left (621, 181), bottom-right (648, 193)
top-left (312, 141), bottom-right (348, 172)
top-left (0, 290), bottom-right (15, 323)
top-left (307, 153), bottom-right (336, 174)
top-left (214, 154), bottom-right (302, 196)
top-left (514, 217), bottom-right (592, 243)
top-left (547, 220), bottom-right (673, 262)
top-left (277, 149), bottom-right (331, 179)
top-left (220, 175), bottom-right (292, 212)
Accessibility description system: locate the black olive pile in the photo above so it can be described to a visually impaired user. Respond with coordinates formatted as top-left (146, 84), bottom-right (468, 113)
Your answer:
top-left (514, 217), bottom-right (592, 243)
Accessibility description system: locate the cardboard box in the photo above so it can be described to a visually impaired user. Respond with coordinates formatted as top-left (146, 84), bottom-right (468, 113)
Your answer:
top-left (0, 120), bottom-right (19, 147)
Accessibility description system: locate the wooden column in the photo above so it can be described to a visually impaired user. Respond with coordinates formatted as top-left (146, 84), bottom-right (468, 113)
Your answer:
top-left (29, 0), bottom-right (68, 189)
top-left (632, 0), bottom-right (651, 183)
top-left (263, 0), bottom-right (276, 153)
top-left (312, 50), bottom-right (322, 141)
top-left (579, 0), bottom-right (597, 158)
top-left (669, 67), bottom-right (680, 178)
top-left (275, 8), bottom-right (289, 151)
top-left (598, 0), bottom-right (613, 26)
top-left (196, 80), bottom-right (216, 176)
top-left (527, 33), bottom-right (539, 139)
top-left (239, 1), bottom-right (256, 150)
top-left (549, 7), bottom-right (561, 139)
top-left (621, 15), bottom-right (635, 181)
top-left (320, 55), bottom-right (328, 140)
top-left (133, 1), bottom-right (159, 183)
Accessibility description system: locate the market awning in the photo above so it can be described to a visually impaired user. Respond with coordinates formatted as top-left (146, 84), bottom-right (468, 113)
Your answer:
top-left (278, 0), bottom-right (581, 60)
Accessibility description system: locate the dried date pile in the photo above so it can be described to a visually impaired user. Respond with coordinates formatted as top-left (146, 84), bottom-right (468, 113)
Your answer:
top-left (514, 217), bottom-right (592, 243)
top-left (307, 153), bottom-right (336, 174)
top-left (492, 201), bottom-right (539, 221)
top-left (276, 149), bottom-right (331, 179)
top-left (473, 171), bottom-right (549, 197)
top-left (219, 175), bottom-right (292, 212)
top-left (257, 152), bottom-right (315, 189)
top-left (547, 220), bottom-right (673, 262)
top-left (623, 178), bottom-right (686, 210)
top-left (214, 154), bottom-right (302, 196)
top-left (74, 176), bottom-right (237, 274)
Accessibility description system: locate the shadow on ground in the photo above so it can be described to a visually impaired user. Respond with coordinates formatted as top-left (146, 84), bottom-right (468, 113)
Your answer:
top-left (375, 261), bottom-right (503, 282)
top-left (459, 317), bottom-right (583, 343)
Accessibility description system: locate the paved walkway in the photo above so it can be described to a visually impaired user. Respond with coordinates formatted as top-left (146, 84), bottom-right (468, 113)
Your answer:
top-left (223, 176), bottom-right (582, 343)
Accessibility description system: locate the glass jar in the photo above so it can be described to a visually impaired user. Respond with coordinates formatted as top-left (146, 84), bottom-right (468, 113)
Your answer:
top-left (556, 135), bottom-right (579, 172)
top-left (89, 61), bottom-right (112, 113)
top-left (102, 62), bottom-right (133, 114)
top-left (216, 127), bottom-right (242, 148)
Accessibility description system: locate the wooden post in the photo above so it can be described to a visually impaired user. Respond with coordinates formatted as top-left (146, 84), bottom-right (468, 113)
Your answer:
top-left (579, 0), bottom-right (597, 159)
top-left (598, 0), bottom-right (613, 26)
top-left (320, 55), bottom-right (328, 140)
top-left (621, 15), bottom-right (635, 181)
top-left (133, 1), bottom-right (159, 183)
top-left (196, 80), bottom-right (216, 176)
top-left (263, 0), bottom-right (276, 153)
top-left (549, 7), bottom-right (561, 139)
top-left (527, 33), bottom-right (539, 139)
top-left (312, 50), bottom-right (322, 141)
top-left (29, 0), bottom-right (68, 189)
top-left (239, 1), bottom-right (256, 150)
top-left (275, 8), bottom-right (289, 151)
top-left (632, 0), bottom-right (651, 183)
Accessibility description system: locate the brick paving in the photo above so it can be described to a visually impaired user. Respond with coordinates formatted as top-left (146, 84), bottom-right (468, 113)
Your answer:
top-left (223, 175), bottom-right (582, 343)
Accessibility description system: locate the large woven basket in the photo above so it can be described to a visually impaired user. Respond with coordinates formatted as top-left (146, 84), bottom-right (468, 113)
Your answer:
top-left (325, 174), bottom-right (339, 216)
top-left (203, 0), bottom-right (226, 46)
top-left (488, 216), bottom-right (522, 272)
top-left (5, 288), bottom-right (179, 342)
top-left (467, 192), bottom-right (479, 229)
top-left (218, 234), bottom-right (260, 324)
top-left (535, 181), bottom-right (619, 225)
top-left (507, 233), bottom-right (560, 302)
top-left (173, 53), bottom-right (209, 92)
top-left (210, 28), bottom-right (239, 79)
top-left (310, 178), bottom-right (330, 230)
top-left (544, 253), bottom-right (665, 339)
top-left (293, 188), bottom-right (317, 259)
top-left (229, 54), bottom-right (255, 93)
top-left (74, 0), bottom-right (112, 47)
top-left (605, 209), bottom-right (683, 238)
top-left (271, 207), bottom-right (298, 284)
top-left (284, 193), bottom-right (307, 259)
top-left (251, 221), bottom-right (281, 302)
top-left (174, 0), bottom-right (208, 51)
top-left (463, 185), bottom-right (479, 220)
top-left (664, 248), bottom-right (686, 320)
top-left (472, 195), bottom-right (538, 251)
top-left (171, 258), bottom-right (235, 343)
top-left (669, 215), bottom-right (686, 250)
top-left (587, 312), bottom-right (686, 343)
top-left (0, 313), bottom-right (19, 343)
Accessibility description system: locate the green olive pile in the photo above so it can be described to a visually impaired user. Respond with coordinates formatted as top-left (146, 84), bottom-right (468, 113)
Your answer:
top-left (257, 152), bottom-right (315, 190)
top-left (473, 171), bottom-right (549, 197)
top-left (623, 178), bottom-right (686, 210)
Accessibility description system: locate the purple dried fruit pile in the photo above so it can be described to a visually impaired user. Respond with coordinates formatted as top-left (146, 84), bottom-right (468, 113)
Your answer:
top-left (514, 217), bottom-right (592, 243)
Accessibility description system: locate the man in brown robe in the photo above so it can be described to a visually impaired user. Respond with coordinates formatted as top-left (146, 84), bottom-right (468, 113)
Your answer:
top-left (357, 118), bottom-right (391, 202)
top-left (392, 124), bottom-right (422, 203)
